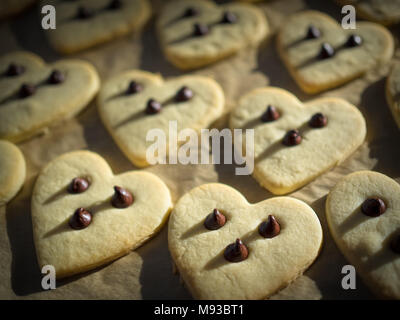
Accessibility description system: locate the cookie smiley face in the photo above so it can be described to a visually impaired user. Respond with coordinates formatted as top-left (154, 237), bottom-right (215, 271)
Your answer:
top-left (168, 183), bottom-right (323, 300)
top-left (0, 140), bottom-right (26, 205)
top-left (157, 0), bottom-right (269, 70)
top-left (32, 151), bottom-right (172, 278)
top-left (97, 70), bottom-right (225, 167)
top-left (277, 11), bottom-right (394, 94)
top-left (0, 51), bottom-right (100, 143)
top-left (42, 0), bottom-right (151, 54)
top-left (326, 171), bottom-right (400, 299)
top-left (229, 87), bottom-right (366, 195)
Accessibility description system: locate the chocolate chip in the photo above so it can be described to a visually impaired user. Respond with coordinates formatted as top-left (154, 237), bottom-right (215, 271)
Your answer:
top-left (19, 83), bottom-right (36, 98)
top-left (193, 23), bottom-right (209, 37)
top-left (111, 186), bottom-right (133, 208)
top-left (282, 129), bottom-right (302, 146)
top-left (145, 99), bottom-right (162, 115)
top-left (68, 177), bottom-right (89, 194)
top-left (391, 234), bottom-right (400, 254)
top-left (221, 11), bottom-right (237, 24)
top-left (306, 25), bottom-right (321, 39)
top-left (126, 81), bottom-right (142, 95)
top-left (346, 34), bottom-right (363, 47)
top-left (183, 7), bottom-right (198, 18)
top-left (361, 197), bottom-right (386, 217)
top-left (204, 209), bottom-right (226, 230)
top-left (6, 63), bottom-right (25, 76)
top-left (261, 105), bottom-right (280, 122)
top-left (318, 43), bottom-right (335, 59)
top-left (48, 70), bottom-right (65, 84)
top-left (69, 208), bottom-right (92, 230)
top-left (77, 6), bottom-right (94, 19)
top-left (224, 238), bottom-right (249, 263)
top-left (175, 86), bottom-right (194, 102)
top-left (309, 113), bottom-right (328, 128)
top-left (107, 0), bottom-right (122, 10)
top-left (259, 215), bottom-right (280, 238)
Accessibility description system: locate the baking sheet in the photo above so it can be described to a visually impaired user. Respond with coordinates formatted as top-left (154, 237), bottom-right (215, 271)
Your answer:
top-left (1, 0), bottom-right (400, 299)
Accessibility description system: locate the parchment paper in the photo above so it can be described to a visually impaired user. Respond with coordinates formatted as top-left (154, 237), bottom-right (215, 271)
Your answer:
top-left (1, 0), bottom-right (400, 300)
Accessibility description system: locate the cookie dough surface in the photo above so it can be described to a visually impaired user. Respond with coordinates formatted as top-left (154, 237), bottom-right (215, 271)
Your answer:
top-left (385, 63), bottom-right (400, 129)
top-left (0, 51), bottom-right (100, 143)
top-left (42, 0), bottom-right (151, 54)
top-left (98, 70), bottom-right (225, 167)
top-left (229, 87), bottom-right (366, 195)
top-left (326, 171), bottom-right (400, 299)
top-left (32, 150), bottom-right (173, 278)
top-left (157, 0), bottom-right (269, 70)
top-left (337, 0), bottom-right (400, 26)
top-left (0, 140), bottom-right (26, 206)
top-left (168, 183), bottom-right (323, 300)
top-left (277, 11), bottom-right (393, 94)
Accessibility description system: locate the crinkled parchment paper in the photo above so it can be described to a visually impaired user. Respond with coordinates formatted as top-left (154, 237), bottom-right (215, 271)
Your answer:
top-left (1, 0), bottom-right (400, 300)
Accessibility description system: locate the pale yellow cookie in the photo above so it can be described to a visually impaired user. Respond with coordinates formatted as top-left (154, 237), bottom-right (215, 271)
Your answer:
top-left (277, 11), bottom-right (393, 94)
top-left (157, 0), bottom-right (269, 70)
top-left (229, 87), bottom-right (366, 195)
top-left (0, 140), bottom-right (26, 206)
top-left (385, 62), bottom-right (400, 129)
top-left (32, 150), bottom-right (172, 278)
top-left (0, 0), bottom-right (36, 19)
top-left (42, 0), bottom-right (151, 54)
top-left (326, 171), bottom-right (400, 299)
top-left (337, 0), bottom-right (400, 26)
top-left (168, 183), bottom-right (323, 300)
top-left (0, 51), bottom-right (100, 143)
top-left (98, 70), bottom-right (224, 167)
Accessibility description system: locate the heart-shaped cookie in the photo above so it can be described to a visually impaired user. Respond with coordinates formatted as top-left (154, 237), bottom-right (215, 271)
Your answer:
top-left (277, 11), bottom-right (393, 94)
top-left (386, 62), bottom-right (400, 129)
top-left (0, 51), bottom-right (100, 143)
top-left (326, 171), bottom-right (400, 299)
top-left (98, 70), bottom-right (224, 167)
top-left (229, 87), bottom-right (366, 195)
top-left (156, 0), bottom-right (269, 70)
top-left (0, 140), bottom-right (26, 205)
top-left (32, 150), bottom-right (172, 278)
top-left (42, 0), bottom-right (151, 54)
top-left (336, 0), bottom-right (400, 26)
top-left (168, 183), bottom-right (323, 299)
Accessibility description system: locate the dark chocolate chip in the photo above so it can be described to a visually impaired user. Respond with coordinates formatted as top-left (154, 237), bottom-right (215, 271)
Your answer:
top-left (19, 83), bottom-right (36, 98)
top-left (126, 81), bottom-right (143, 95)
top-left (318, 43), bottom-right (335, 59)
top-left (309, 113), bottom-right (328, 128)
top-left (282, 129), bottom-right (302, 146)
top-left (224, 238), bottom-right (249, 263)
top-left (221, 11), bottom-right (237, 24)
top-left (111, 186), bottom-right (133, 208)
top-left (346, 34), bottom-right (362, 48)
top-left (145, 98), bottom-right (162, 115)
top-left (361, 197), bottom-right (386, 217)
top-left (204, 209), bottom-right (226, 230)
top-left (48, 70), bottom-right (65, 84)
top-left (306, 25), bottom-right (321, 39)
top-left (193, 23), bottom-right (209, 37)
top-left (77, 6), bottom-right (94, 19)
top-left (68, 177), bottom-right (89, 194)
top-left (259, 215), bottom-right (280, 238)
top-left (391, 234), bottom-right (400, 254)
top-left (261, 105), bottom-right (280, 122)
top-left (175, 86), bottom-right (194, 102)
top-left (6, 63), bottom-right (25, 76)
top-left (69, 207), bottom-right (92, 230)
top-left (108, 0), bottom-right (122, 10)
top-left (183, 7), bottom-right (198, 18)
